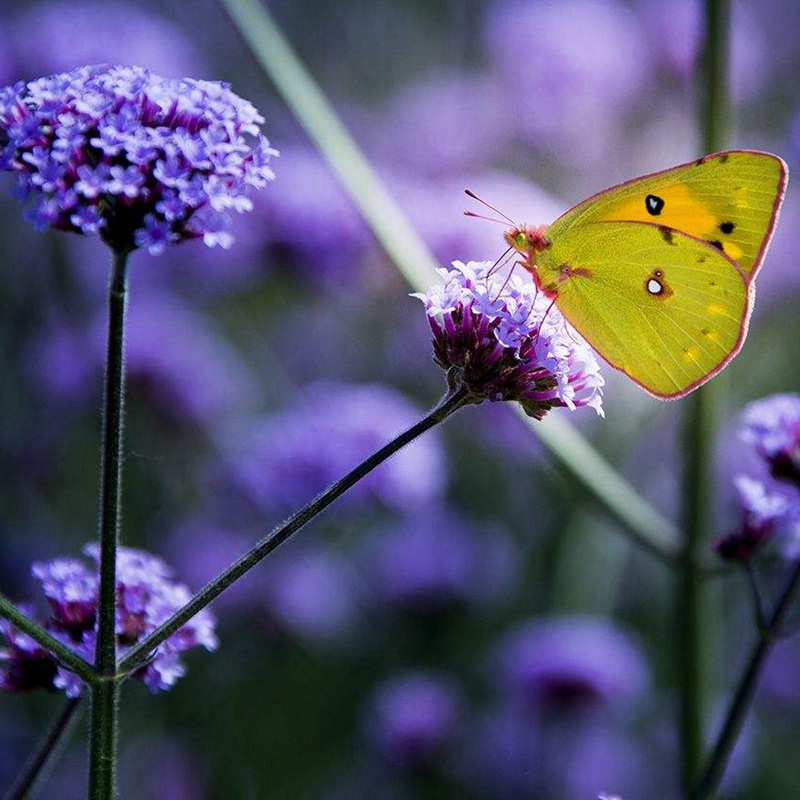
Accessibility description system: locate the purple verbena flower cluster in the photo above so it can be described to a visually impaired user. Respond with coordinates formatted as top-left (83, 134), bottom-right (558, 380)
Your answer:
top-left (414, 260), bottom-right (604, 418)
top-left (717, 394), bottom-right (800, 561)
top-left (0, 544), bottom-right (217, 697)
top-left (364, 672), bottom-right (462, 768)
top-left (0, 64), bottom-right (277, 254)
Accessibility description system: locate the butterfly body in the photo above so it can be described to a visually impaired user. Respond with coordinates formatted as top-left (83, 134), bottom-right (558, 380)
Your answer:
top-left (505, 150), bottom-right (787, 399)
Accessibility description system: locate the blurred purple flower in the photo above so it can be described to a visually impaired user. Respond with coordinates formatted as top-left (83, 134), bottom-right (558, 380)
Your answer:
top-left (218, 381), bottom-right (447, 515)
top-left (0, 544), bottom-right (217, 696)
top-left (715, 475), bottom-right (797, 561)
top-left (373, 71), bottom-right (509, 177)
top-left (415, 260), bottom-right (604, 419)
top-left (260, 542), bottom-right (359, 644)
top-left (29, 289), bottom-right (257, 426)
top-left (360, 509), bottom-right (519, 614)
top-left (740, 393), bottom-right (800, 486)
top-left (13, 1), bottom-right (205, 79)
top-left (638, 0), bottom-right (769, 102)
top-left (252, 144), bottom-right (373, 281)
top-left (494, 616), bottom-right (650, 713)
top-left (0, 65), bottom-right (277, 254)
top-left (363, 672), bottom-right (461, 768)
top-left (483, 0), bottom-right (650, 163)
top-left (458, 702), bottom-right (647, 800)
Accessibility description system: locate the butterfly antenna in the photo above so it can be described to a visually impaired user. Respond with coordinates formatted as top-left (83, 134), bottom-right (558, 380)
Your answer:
top-left (464, 210), bottom-right (508, 226)
top-left (464, 189), bottom-right (516, 225)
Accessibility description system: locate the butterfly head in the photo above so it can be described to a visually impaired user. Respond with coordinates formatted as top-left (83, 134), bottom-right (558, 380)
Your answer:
top-left (504, 224), bottom-right (550, 270)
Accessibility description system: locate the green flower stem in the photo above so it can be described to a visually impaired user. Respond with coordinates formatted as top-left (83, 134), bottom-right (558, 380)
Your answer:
top-left (87, 250), bottom-right (129, 800)
top-left (529, 411), bottom-right (681, 565)
top-left (679, 0), bottom-right (730, 793)
top-left (4, 697), bottom-right (83, 800)
top-left (219, 0), bottom-right (439, 289)
top-left (118, 387), bottom-right (470, 677)
top-left (0, 594), bottom-right (96, 684)
top-left (221, 0), bottom-right (683, 565)
top-left (692, 558), bottom-right (800, 799)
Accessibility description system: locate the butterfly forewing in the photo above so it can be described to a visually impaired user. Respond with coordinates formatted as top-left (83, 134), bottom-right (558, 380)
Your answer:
top-left (538, 221), bottom-right (751, 398)
top-left (547, 151), bottom-right (786, 281)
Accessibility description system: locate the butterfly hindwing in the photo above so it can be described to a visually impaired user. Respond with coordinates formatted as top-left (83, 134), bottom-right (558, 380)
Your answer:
top-left (547, 150), bottom-right (786, 281)
top-left (537, 220), bottom-right (751, 398)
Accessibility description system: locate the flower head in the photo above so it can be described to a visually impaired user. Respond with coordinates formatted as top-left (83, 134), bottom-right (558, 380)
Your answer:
top-left (0, 545), bottom-right (217, 696)
top-left (740, 393), bottom-right (800, 486)
top-left (715, 475), bottom-right (795, 561)
top-left (360, 508), bottom-right (519, 614)
top-left (415, 260), bottom-right (604, 419)
top-left (494, 616), bottom-right (650, 713)
top-left (0, 65), bottom-right (277, 254)
top-left (363, 672), bottom-right (462, 768)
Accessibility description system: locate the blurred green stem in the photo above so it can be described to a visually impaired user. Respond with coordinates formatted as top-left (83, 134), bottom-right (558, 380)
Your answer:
top-left (679, 0), bottom-right (730, 793)
top-left (692, 558), bottom-right (800, 798)
top-left (87, 250), bottom-right (129, 800)
top-left (117, 386), bottom-right (471, 677)
top-left (4, 697), bottom-right (83, 800)
top-left (220, 0), bottom-right (683, 565)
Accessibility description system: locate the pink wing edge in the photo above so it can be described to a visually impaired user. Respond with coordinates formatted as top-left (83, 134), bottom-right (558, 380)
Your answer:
top-left (555, 220), bottom-right (754, 401)
top-left (550, 149), bottom-right (787, 400)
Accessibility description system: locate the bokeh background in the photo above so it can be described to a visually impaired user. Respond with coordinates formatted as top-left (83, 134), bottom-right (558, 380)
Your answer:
top-left (2, 0), bottom-right (800, 797)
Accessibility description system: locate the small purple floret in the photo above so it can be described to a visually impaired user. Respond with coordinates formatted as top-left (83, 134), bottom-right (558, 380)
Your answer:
top-left (0, 64), bottom-right (277, 255)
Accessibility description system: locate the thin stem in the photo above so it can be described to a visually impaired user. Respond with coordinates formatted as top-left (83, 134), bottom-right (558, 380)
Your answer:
top-left (679, 0), bottom-right (730, 792)
top-left (119, 387), bottom-right (470, 676)
top-left (692, 558), bottom-right (800, 799)
top-left (87, 249), bottom-right (129, 800)
top-left (4, 697), bottom-right (83, 800)
top-left (702, 0), bottom-right (731, 153)
top-left (219, 0), bottom-right (439, 289)
top-left (0, 594), bottom-right (96, 684)
top-left (529, 411), bottom-right (680, 565)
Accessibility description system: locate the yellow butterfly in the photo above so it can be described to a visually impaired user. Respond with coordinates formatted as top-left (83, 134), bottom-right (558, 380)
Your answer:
top-left (504, 150), bottom-right (787, 399)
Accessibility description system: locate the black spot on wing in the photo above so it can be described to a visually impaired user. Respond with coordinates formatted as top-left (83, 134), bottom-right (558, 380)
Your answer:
top-left (719, 221), bottom-right (735, 234)
top-left (708, 239), bottom-right (724, 252)
top-left (645, 194), bottom-right (664, 216)
top-left (659, 226), bottom-right (676, 244)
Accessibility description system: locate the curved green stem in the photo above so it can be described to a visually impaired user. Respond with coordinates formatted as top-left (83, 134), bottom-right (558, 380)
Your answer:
top-left (87, 250), bottom-right (129, 800)
top-left (0, 594), bottom-right (95, 684)
top-left (118, 387), bottom-right (470, 677)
